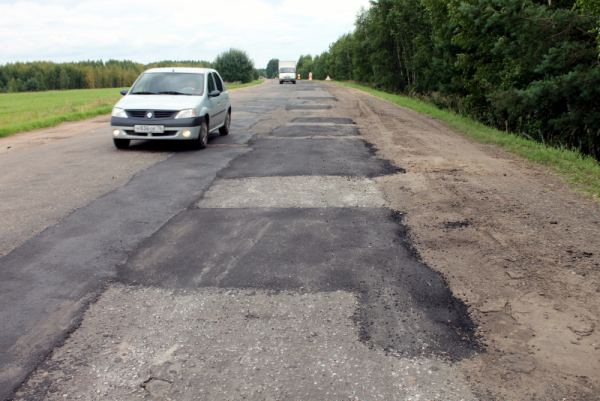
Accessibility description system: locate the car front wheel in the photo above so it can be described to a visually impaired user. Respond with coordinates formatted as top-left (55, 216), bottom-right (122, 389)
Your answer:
top-left (219, 111), bottom-right (230, 136)
top-left (113, 138), bottom-right (130, 149)
top-left (196, 119), bottom-right (208, 149)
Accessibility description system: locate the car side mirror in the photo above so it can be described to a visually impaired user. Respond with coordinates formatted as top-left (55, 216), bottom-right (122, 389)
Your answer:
top-left (208, 90), bottom-right (221, 98)
top-left (120, 89), bottom-right (128, 96)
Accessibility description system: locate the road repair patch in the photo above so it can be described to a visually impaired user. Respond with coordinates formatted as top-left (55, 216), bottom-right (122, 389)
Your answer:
top-left (269, 124), bottom-right (359, 137)
top-left (196, 176), bottom-right (387, 208)
top-left (217, 138), bottom-right (400, 178)
top-left (286, 105), bottom-right (332, 110)
top-left (118, 207), bottom-right (477, 359)
top-left (14, 286), bottom-right (475, 400)
top-left (292, 117), bottom-right (355, 124)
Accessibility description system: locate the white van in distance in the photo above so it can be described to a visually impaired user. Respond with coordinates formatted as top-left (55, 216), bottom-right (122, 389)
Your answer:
top-left (279, 61), bottom-right (296, 85)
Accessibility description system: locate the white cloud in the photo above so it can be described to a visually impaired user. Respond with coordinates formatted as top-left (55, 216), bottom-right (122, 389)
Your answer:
top-left (0, 0), bottom-right (371, 67)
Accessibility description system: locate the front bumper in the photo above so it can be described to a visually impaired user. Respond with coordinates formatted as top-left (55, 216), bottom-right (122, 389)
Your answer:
top-left (279, 74), bottom-right (296, 83)
top-left (111, 126), bottom-right (202, 140)
top-left (110, 116), bottom-right (202, 140)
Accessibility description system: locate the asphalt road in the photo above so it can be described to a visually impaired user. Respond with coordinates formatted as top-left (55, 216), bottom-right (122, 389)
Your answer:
top-left (1, 80), bottom-right (478, 400)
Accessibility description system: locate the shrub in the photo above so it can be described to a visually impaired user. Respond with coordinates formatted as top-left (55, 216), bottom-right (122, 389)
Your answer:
top-left (212, 48), bottom-right (255, 84)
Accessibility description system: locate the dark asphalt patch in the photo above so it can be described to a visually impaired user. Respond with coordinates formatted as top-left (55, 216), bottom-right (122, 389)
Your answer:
top-left (298, 97), bottom-right (338, 101)
top-left (292, 117), bottom-right (355, 124)
top-left (286, 105), bottom-right (332, 110)
top-left (127, 140), bottom-right (197, 151)
top-left (208, 132), bottom-right (257, 145)
top-left (230, 117), bottom-right (266, 132)
top-left (217, 138), bottom-right (401, 178)
top-left (269, 124), bottom-right (359, 137)
top-left (0, 146), bottom-right (250, 400)
top-left (237, 100), bottom-right (304, 106)
top-left (234, 106), bottom-right (278, 114)
top-left (363, 141), bottom-right (407, 174)
top-left (118, 207), bottom-right (477, 359)
top-left (275, 87), bottom-right (316, 91)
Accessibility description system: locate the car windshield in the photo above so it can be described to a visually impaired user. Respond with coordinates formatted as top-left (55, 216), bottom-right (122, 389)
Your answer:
top-left (279, 68), bottom-right (295, 73)
top-left (130, 73), bottom-right (205, 96)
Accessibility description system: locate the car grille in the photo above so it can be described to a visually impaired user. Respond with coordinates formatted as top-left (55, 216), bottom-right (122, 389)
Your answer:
top-left (154, 111), bottom-right (178, 118)
top-left (125, 110), bottom-right (178, 119)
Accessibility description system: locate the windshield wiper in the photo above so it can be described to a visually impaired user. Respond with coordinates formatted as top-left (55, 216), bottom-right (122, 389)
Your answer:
top-left (131, 91), bottom-right (157, 95)
top-left (157, 91), bottom-right (192, 95)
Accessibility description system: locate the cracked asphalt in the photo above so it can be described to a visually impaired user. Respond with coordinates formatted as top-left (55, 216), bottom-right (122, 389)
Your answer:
top-left (1, 80), bottom-right (479, 400)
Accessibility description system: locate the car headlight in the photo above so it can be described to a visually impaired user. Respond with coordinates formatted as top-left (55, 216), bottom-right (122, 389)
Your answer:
top-left (111, 107), bottom-right (127, 118)
top-left (175, 109), bottom-right (197, 119)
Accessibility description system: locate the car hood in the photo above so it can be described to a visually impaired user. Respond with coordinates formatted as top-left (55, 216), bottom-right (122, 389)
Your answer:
top-left (115, 95), bottom-right (201, 110)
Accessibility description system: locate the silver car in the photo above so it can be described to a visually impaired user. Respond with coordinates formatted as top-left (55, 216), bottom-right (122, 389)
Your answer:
top-left (110, 67), bottom-right (231, 149)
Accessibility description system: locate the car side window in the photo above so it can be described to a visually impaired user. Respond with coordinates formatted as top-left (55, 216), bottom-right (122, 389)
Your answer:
top-left (207, 73), bottom-right (216, 93)
top-left (214, 73), bottom-right (224, 92)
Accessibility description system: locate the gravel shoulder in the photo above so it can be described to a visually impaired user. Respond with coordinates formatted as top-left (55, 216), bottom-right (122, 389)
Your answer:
top-left (325, 83), bottom-right (600, 400)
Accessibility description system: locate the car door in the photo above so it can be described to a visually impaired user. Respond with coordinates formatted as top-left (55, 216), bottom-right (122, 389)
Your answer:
top-left (206, 73), bottom-right (219, 131)
top-left (213, 73), bottom-right (229, 127)
top-left (207, 72), bottom-right (227, 129)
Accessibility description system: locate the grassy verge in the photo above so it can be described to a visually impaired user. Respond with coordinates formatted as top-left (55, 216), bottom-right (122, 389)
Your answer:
top-left (0, 80), bottom-right (265, 139)
top-left (331, 81), bottom-right (600, 199)
top-left (0, 88), bottom-right (125, 138)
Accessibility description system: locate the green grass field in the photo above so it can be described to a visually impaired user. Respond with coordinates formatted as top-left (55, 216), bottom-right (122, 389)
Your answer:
top-left (331, 81), bottom-right (600, 200)
top-left (0, 79), bottom-right (264, 138)
top-left (0, 88), bottom-right (125, 138)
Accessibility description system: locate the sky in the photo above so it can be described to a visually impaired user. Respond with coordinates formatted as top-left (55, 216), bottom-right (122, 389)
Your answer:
top-left (0, 0), bottom-right (372, 68)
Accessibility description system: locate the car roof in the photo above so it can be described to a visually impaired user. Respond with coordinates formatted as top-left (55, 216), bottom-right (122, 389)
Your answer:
top-left (144, 67), bottom-right (213, 74)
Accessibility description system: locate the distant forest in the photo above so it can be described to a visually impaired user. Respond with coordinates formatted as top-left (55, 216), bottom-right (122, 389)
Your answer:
top-left (0, 60), bottom-right (215, 93)
top-left (0, 58), bottom-right (267, 94)
top-left (295, 0), bottom-right (600, 159)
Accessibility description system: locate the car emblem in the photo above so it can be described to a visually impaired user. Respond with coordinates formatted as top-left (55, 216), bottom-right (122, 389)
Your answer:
top-left (146, 112), bottom-right (153, 119)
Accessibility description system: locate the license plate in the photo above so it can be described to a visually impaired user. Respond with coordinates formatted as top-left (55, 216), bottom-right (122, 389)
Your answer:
top-left (134, 125), bottom-right (164, 133)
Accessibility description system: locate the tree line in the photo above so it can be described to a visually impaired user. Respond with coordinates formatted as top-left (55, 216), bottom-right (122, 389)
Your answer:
top-left (292, 0), bottom-right (600, 159)
top-left (0, 49), bottom-right (263, 94)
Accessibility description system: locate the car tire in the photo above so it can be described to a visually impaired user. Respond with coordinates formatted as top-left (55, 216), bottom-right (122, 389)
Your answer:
top-left (196, 118), bottom-right (208, 149)
top-left (219, 110), bottom-right (230, 136)
top-left (279, 81), bottom-right (283, 85)
top-left (113, 138), bottom-right (130, 149)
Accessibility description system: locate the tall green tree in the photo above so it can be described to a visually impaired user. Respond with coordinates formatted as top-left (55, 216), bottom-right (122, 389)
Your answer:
top-left (212, 48), bottom-right (255, 83)
top-left (266, 58), bottom-right (279, 78)
top-left (296, 55), bottom-right (314, 79)
top-left (301, 0), bottom-right (600, 158)
top-left (574, 0), bottom-right (600, 52)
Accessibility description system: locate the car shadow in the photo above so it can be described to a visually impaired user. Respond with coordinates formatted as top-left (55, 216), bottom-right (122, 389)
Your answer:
top-left (123, 133), bottom-right (224, 152)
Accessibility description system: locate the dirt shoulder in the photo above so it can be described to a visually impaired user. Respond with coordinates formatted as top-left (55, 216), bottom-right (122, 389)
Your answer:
top-left (326, 83), bottom-right (600, 400)
top-left (0, 115), bottom-right (111, 155)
